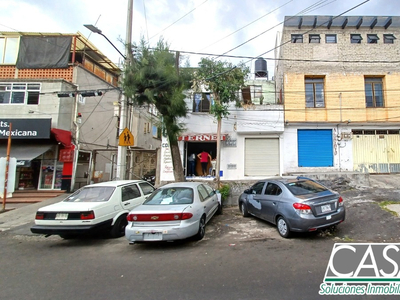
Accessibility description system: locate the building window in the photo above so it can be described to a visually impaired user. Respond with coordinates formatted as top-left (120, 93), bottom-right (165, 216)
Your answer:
top-left (0, 37), bottom-right (19, 64)
top-left (0, 83), bottom-right (41, 105)
top-left (384, 34), bottom-right (396, 44)
top-left (291, 34), bottom-right (303, 43)
top-left (309, 34), bottom-right (320, 43)
top-left (241, 85), bottom-right (263, 105)
top-left (325, 34), bottom-right (337, 43)
top-left (350, 34), bottom-right (362, 44)
top-left (305, 77), bottom-right (325, 108)
top-left (365, 77), bottom-right (384, 107)
top-left (367, 34), bottom-right (379, 44)
top-left (193, 93), bottom-right (212, 112)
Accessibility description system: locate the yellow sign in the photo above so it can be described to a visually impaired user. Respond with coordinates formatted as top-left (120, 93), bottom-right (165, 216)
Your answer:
top-left (119, 127), bottom-right (134, 146)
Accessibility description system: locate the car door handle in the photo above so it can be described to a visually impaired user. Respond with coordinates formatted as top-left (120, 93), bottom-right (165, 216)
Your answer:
top-left (273, 202), bottom-right (276, 205)
top-left (124, 202), bottom-right (130, 206)
top-left (204, 206), bottom-right (207, 209)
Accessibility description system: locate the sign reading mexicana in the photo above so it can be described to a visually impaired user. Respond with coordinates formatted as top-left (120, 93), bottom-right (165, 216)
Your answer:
top-left (0, 119), bottom-right (51, 139)
top-left (320, 243), bottom-right (400, 296)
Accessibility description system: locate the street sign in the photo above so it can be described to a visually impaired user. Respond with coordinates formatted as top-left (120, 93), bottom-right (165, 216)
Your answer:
top-left (118, 127), bottom-right (134, 146)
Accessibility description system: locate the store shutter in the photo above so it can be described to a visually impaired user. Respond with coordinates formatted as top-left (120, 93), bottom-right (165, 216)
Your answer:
top-left (245, 138), bottom-right (279, 176)
top-left (298, 129), bottom-right (333, 167)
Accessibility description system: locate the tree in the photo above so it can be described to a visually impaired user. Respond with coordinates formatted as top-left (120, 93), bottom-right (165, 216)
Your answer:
top-left (193, 58), bottom-right (249, 186)
top-left (123, 39), bottom-right (192, 182)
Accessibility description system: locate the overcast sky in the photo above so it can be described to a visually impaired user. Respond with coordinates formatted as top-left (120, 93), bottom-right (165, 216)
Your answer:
top-left (0, 0), bottom-right (398, 78)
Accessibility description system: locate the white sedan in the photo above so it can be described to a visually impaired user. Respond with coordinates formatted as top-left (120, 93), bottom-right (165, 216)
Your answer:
top-left (30, 180), bottom-right (155, 239)
top-left (125, 182), bottom-right (222, 243)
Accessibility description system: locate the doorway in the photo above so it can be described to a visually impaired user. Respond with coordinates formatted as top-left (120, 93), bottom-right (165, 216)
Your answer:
top-left (185, 142), bottom-right (217, 176)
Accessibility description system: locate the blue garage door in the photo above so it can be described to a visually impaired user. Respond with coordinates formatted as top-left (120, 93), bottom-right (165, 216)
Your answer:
top-left (298, 129), bottom-right (333, 167)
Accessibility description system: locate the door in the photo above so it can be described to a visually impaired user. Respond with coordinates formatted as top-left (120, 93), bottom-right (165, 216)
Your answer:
top-left (245, 138), bottom-right (280, 176)
top-left (247, 181), bottom-right (266, 217)
top-left (197, 184), bottom-right (217, 222)
top-left (259, 182), bottom-right (282, 222)
top-left (121, 184), bottom-right (145, 211)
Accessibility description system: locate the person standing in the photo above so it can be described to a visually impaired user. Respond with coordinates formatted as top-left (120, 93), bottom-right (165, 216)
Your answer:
top-left (187, 152), bottom-right (196, 177)
top-left (198, 150), bottom-right (212, 176)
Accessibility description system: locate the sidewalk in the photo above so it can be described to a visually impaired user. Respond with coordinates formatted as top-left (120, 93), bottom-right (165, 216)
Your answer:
top-left (0, 194), bottom-right (68, 232)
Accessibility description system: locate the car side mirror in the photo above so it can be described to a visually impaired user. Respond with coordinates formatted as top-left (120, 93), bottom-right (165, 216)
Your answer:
top-left (244, 189), bottom-right (251, 194)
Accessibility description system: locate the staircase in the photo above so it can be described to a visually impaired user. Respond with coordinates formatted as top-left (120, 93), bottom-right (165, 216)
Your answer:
top-left (6, 190), bottom-right (67, 203)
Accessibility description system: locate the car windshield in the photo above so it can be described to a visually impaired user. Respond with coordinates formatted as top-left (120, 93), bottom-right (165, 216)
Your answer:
top-left (285, 180), bottom-right (327, 195)
top-left (144, 187), bottom-right (194, 205)
top-left (64, 186), bottom-right (115, 202)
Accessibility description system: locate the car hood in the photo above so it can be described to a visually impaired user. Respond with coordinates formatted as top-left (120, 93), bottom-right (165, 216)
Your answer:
top-left (37, 201), bottom-right (107, 212)
top-left (128, 204), bottom-right (191, 214)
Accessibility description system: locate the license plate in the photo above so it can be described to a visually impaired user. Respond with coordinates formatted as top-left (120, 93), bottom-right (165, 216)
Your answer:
top-left (143, 232), bottom-right (162, 241)
top-left (321, 204), bottom-right (331, 213)
top-left (55, 213), bottom-right (68, 220)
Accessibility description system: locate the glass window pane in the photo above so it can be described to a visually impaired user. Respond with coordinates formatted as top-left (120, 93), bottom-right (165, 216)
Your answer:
top-left (305, 83), bottom-right (314, 107)
top-left (27, 91), bottom-right (40, 105)
top-left (4, 37), bottom-right (18, 64)
top-left (11, 91), bottom-right (25, 104)
top-left (365, 83), bottom-right (373, 107)
top-left (27, 83), bottom-right (41, 90)
top-left (374, 83), bottom-right (383, 107)
top-left (315, 83), bottom-right (325, 107)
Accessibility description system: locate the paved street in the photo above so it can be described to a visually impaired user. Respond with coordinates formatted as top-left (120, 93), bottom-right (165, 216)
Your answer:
top-left (1, 175), bottom-right (400, 300)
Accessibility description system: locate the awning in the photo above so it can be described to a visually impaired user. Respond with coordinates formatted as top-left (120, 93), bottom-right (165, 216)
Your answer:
top-left (0, 144), bottom-right (53, 161)
top-left (51, 128), bottom-right (72, 147)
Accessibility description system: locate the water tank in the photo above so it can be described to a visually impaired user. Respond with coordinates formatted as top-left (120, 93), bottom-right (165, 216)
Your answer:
top-left (255, 58), bottom-right (268, 78)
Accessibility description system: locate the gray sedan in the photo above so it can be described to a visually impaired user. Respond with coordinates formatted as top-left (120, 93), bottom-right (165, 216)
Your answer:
top-left (125, 182), bottom-right (222, 243)
top-left (238, 177), bottom-right (345, 238)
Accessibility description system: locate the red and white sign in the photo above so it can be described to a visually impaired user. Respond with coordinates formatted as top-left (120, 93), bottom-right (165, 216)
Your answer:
top-left (178, 134), bottom-right (227, 141)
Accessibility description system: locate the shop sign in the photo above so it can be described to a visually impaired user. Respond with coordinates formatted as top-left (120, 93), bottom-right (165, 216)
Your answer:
top-left (59, 149), bottom-right (74, 162)
top-left (0, 118), bottom-right (51, 139)
top-left (178, 134), bottom-right (227, 141)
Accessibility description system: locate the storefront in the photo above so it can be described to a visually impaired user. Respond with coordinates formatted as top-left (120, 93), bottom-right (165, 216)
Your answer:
top-left (0, 118), bottom-right (74, 191)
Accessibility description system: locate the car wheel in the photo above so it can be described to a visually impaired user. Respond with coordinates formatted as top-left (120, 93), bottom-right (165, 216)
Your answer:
top-left (110, 215), bottom-right (128, 238)
top-left (277, 216), bottom-right (291, 238)
top-left (193, 216), bottom-right (206, 241)
top-left (240, 202), bottom-right (250, 217)
top-left (217, 203), bottom-right (223, 215)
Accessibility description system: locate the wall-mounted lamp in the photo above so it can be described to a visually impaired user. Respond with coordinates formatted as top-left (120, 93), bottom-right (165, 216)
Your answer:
top-left (57, 92), bottom-right (76, 98)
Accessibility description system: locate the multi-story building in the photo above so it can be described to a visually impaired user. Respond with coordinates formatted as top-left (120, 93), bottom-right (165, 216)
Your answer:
top-left (160, 59), bottom-right (284, 183)
top-left (0, 31), bottom-right (160, 192)
top-left (275, 15), bottom-right (400, 174)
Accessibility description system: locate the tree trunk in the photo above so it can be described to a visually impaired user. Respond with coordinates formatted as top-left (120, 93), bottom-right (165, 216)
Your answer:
top-left (170, 139), bottom-right (185, 182)
top-left (215, 117), bottom-right (222, 188)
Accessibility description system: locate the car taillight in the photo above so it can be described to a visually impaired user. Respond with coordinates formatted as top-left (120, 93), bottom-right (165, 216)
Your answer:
top-left (293, 203), bottom-right (312, 214)
top-left (35, 212), bottom-right (44, 220)
top-left (127, 213), bottom-right (193, 222)
top-left (338, 196), bottom-right (344, 207)
top-left (80, 211), bottom-right (95, 220)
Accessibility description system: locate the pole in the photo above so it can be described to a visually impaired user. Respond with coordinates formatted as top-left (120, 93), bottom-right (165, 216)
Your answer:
top-left (116, 0), bottom-right (133, 180)
top-left (2, 123), bottom-right (12, 212)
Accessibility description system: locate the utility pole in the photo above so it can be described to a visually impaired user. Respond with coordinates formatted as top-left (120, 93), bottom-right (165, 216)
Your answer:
top-left (116, 0), bottom-right (133, 180)
top-left (2, 123), bottom-right (11, 212)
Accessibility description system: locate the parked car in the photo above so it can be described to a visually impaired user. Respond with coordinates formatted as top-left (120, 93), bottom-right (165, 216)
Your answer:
top-left (30, 180), bottom-right (155, 239)
top-left (238, 177), bottom-right (345, 238)
top-left (125, 182), bottom-right (222, 243)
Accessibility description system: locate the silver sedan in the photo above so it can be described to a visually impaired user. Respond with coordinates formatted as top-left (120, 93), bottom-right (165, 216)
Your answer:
top-left (238, 176), bottom-right (345, 238)
top-left (125, 182), bottom-right (222, 243)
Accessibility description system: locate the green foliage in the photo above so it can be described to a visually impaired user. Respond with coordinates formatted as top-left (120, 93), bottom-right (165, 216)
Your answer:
top-left (219, 184), bottom-right (230, 202)
top-left (123, 38), bottom-right (192, 143)
top-left (193, 58), bottom-right (250, 120)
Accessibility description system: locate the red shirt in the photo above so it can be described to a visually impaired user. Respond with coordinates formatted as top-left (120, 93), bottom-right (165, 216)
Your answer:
top-left (200, 152), bottom-right (209, 163)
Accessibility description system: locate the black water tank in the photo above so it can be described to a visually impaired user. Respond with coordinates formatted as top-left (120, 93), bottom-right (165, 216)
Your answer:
top-left (255, 58), bottom-right (268, 78)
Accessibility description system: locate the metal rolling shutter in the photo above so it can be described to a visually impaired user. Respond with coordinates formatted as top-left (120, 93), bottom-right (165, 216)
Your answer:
top-left (245, 138), bottom-right (279, 176)
top-left (298, 129), bottom-right (333, 167)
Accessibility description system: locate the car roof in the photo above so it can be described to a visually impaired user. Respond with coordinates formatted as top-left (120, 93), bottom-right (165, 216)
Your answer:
top-left (258, 176), bottom-right (315, 184)
top-left (84, 180), bottom-right (146, 188)
top-left (158, 182), bottom-right (204, 189)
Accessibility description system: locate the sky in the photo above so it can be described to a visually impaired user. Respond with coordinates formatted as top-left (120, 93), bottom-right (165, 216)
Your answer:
top-left (0, 0), bottom-right (398, 78)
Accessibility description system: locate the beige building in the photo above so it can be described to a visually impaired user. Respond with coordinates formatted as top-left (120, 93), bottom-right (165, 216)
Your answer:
top-left (275, 15), bottom-right (400, 174)
top-left (0, 31), bottom-right (159, 192)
